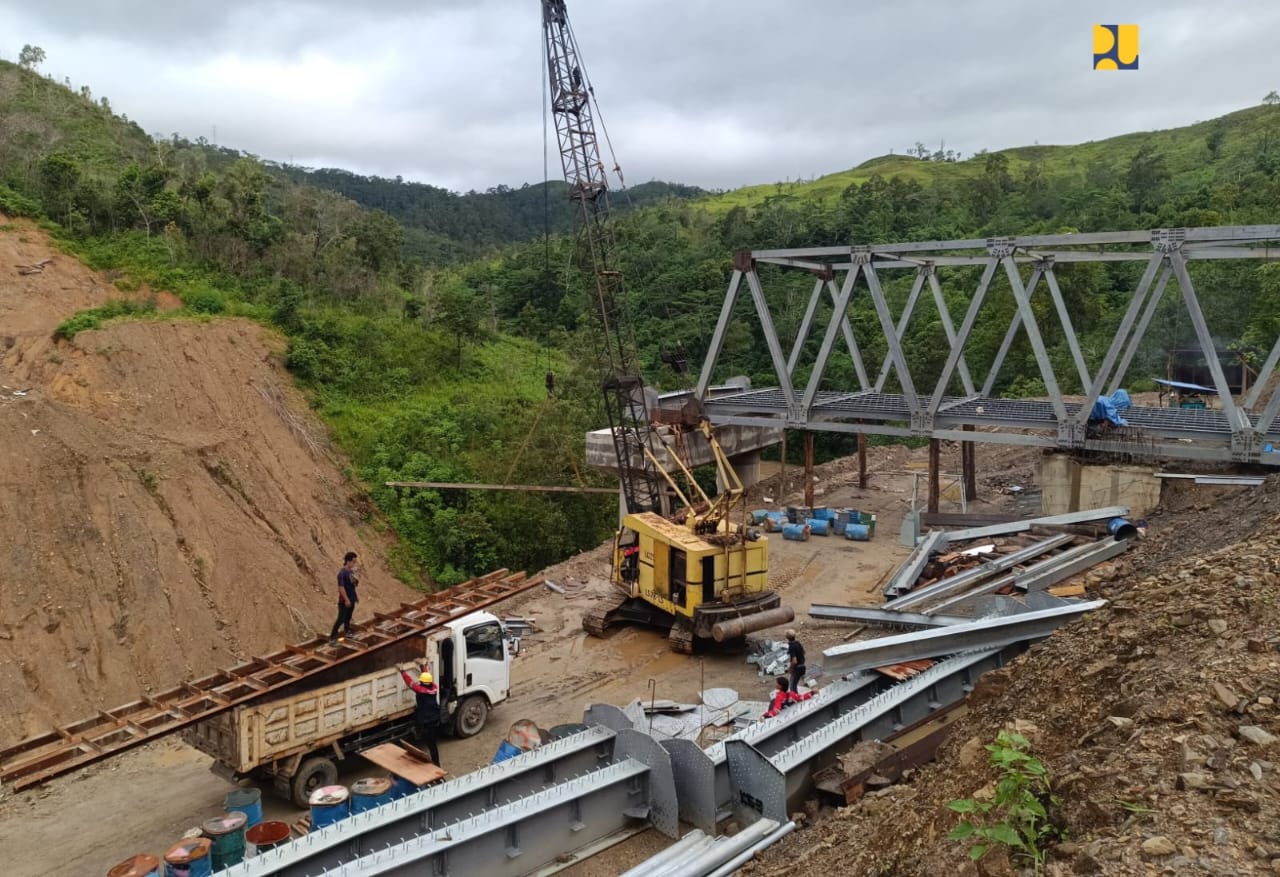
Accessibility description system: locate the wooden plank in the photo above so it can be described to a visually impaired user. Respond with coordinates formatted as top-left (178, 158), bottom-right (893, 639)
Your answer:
top-left (360, 742), bottom-right (447, 786)
top-left (1047, 583), bottom-right (1087, 597)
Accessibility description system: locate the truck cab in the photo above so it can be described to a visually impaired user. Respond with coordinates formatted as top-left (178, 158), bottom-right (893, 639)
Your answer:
top-left (425, 611), bottom-right (511, 738)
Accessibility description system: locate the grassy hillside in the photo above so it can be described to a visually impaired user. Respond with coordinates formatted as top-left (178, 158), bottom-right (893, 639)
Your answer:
top-left (700, 105), bottom-right (1280, 213)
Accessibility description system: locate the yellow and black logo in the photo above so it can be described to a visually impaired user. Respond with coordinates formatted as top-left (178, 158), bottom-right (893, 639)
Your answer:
top-left (1094, 24), bottom-right (1139, 70)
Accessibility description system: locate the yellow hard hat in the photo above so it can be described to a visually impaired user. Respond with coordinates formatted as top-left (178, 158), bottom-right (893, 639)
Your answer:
top-left (419, 672), bottom-right (433, 684)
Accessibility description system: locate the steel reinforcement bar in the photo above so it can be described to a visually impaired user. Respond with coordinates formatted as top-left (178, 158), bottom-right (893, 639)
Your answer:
top-left (0, 569), bottom-right (540, 791)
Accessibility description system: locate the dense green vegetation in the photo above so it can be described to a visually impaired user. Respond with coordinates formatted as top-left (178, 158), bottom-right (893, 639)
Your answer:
top-left (0, 56), bottom-right (617, 587)
top-left (3, 50), bottom-right (1279, 583)
top-left (277, 167), bottom-right (704, 264)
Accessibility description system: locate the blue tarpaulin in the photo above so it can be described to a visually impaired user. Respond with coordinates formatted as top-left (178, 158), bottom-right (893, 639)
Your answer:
top-left (1090, 389), bottom-right (1132, 426)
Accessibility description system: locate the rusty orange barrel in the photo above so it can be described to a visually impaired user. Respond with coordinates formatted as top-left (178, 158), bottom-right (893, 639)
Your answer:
top-left (107, 854), bottom-right (160, 877)
top-left (245, 820), bottom-right (291, 857)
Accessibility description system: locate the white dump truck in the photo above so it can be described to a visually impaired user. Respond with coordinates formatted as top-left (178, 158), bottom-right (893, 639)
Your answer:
top-left (182, 611), bottom-right (515, 806)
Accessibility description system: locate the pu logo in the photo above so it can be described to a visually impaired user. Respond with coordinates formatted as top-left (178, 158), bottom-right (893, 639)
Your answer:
top-left (1094, 24), bottom-right (1139, 70)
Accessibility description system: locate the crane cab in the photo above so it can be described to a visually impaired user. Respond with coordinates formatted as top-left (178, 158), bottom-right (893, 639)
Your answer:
top-left (613, 512), bottom-right (769, 623)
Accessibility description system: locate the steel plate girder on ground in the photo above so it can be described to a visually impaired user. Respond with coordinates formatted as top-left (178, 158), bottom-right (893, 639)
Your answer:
top-left (808, 603), bottom-right (968, 629)
top-left (1015, 538), bottom-right (1130, 593)
top-left (229, 760), bottom-right (656, 877)
top-left (823, 600), bottom-right (1106, 675)
top-left (700, 674), bottom-right (882, 827)
top-left (884, 531), bottom-right (947, 597)
top-left (728, 648), bottom-right (1011, 826)
top-left (661, 737), bottom-right (720, 834)
top-left (223, 726), bottom-right (619, 875)
top-left (884, 533), bottom-right (1074, 610)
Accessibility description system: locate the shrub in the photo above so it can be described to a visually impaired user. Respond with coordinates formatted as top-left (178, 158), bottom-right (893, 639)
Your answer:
top-left (53, 298), bottom-right (156, 341)
top-left (947, 730), bottom-right (1062, 871)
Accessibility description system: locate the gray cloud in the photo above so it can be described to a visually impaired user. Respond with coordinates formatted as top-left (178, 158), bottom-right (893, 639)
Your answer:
top-left (2, 0), bottom-right (1276, 193)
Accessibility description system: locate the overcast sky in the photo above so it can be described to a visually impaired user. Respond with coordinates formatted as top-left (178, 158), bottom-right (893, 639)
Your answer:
top-left (2, 1), bottom-right (1276, 193)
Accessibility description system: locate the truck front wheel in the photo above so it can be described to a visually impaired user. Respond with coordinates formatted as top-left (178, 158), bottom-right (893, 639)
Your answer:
top-left (291, 756), bottom-right (338, 808)
top-left (453, 695), bottom-right (489, 738)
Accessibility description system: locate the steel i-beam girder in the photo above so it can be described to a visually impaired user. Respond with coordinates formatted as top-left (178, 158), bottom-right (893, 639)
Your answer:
top-left (695, 226), bottom-right (1280, 465)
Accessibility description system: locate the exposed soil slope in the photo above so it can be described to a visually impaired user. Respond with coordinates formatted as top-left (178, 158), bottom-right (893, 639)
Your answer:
top-left (0, 221), bottom-right (417, 743)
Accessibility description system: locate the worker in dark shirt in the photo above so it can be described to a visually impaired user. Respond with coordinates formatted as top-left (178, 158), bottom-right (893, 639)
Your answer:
top-left (400, 665), bottom-right (443, 766)
top-left (785, 628), bottom-right (806, 693)
top-left (328, 551), bottom-right (359, 645)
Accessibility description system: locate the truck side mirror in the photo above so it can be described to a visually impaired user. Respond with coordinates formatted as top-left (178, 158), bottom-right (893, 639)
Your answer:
top-left (507, 636), bottom-right (521, 657)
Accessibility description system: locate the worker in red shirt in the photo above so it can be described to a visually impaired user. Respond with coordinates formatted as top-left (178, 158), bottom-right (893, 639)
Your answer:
top-left (400, 665), bottom-right (443, 766)
top-left (763, 675), bottom-right (812, 718)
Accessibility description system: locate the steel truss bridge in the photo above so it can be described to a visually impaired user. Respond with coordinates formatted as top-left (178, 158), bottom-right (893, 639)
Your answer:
top-left (694, 225), bottom-right (1280, 465)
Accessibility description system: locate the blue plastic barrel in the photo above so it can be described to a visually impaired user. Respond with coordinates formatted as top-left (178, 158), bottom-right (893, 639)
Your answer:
top-left (203, 812), bottom-right (247, 870)
top-left (751, 509), bottom-right (770, 524)
top-left (224, 787), bottom-right (263, 828)
top-left (805, 518), bottom-right (831, 536)
top-left (845, 523), bottom-right (871, 541)
top-left (1107, 517), bottom-right (1139, 540)
top-left (308, 785), bottom-right (351, 830)
top-left (389, 775), bottom-right (419, 800)
top-left (782, 523), bottom-right (810, 542)
top-left (108, 854), bottom-right (161, 877)
top-left (492, 740), bottom-right (523, 764)
top-left (810, 508), bottom-right (836, 521)
top-left (163, 837), bottom-right (212, 877)
top-left (350, 777), bottom-right (396, 814)
top-left (764, 511), bottom-right (789, 532)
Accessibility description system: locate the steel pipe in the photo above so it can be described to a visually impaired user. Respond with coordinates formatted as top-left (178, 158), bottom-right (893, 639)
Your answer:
top-left (655, 817), bottom-right (779, 877)
top-left (711, 606), bottom-right (795, 642)
top-left (705, 820), bottom-right (797, 877)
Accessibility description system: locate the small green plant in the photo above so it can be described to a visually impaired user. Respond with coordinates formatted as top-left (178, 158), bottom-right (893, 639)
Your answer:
top-left (53, 298), bottom-right (156, 341)
top-left (947, 730), bottom-right (1061, 871)
top-left (138, 469), bottom-right (158, 494)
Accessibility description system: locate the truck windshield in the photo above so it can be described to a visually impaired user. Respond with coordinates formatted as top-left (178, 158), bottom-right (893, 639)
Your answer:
top-left (464, 621), bottom-right (504, 662)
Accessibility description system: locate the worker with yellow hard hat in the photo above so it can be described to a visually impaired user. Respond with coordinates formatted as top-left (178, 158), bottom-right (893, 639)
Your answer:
top-left (399, 663), bottom-right (443, 766)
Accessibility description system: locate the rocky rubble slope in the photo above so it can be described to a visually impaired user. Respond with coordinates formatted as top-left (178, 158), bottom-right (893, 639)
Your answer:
top-left (750, 488), bottom-right (1280, 876)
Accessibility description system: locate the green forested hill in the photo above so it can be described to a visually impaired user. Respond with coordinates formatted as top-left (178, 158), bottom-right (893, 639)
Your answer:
top-left (3, 52), bottom-right (1279, 584)
top-left (276, 167), bottom-right (704, 261)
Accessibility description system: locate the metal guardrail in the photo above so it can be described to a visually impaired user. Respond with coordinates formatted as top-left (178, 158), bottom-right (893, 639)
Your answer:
top-left (224, 726), bottom-right (677, 877)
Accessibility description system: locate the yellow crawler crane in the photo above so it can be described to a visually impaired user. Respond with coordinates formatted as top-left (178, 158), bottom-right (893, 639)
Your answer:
top-left (584, 421), bottom-right (792, 653)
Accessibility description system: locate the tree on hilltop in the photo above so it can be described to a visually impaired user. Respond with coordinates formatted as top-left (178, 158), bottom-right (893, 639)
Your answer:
top-left (18, 44), bottom-right (46, 70)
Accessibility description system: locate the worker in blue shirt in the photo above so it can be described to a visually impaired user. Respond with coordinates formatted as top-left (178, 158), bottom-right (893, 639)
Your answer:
top-left (328, 552), bottom-right (360, 645)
